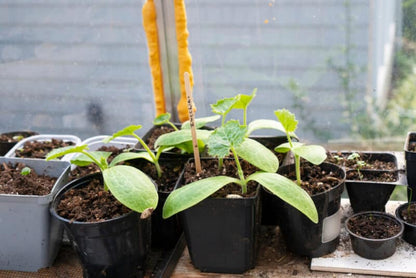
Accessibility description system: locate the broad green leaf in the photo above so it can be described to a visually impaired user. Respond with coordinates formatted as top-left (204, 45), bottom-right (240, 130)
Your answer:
top-left (211, 97), bottom-right (237, 116)
top-left (274, 142), bottom-right (304, 154)
top-left (292, 144), bottom-right (327, 165)
top-left (103, 125), bottom-right (142, 143)
top-left (175, 140), bottom-right (206, 154)
top-left (235, 138), bottom-right (279, 173)
top-left (109, 152), bottom-right (154, 167)
top-left (155, 129), bottom-right (212, 148)
top-left (162, 176), bottom-right (240, 219)
top-left (46, 145), bottom-right (89, 160)
top-left (247, 119), bottom-right (286, 136)
top-left (153, 113), bottom-right (171, 125)
top-left (274, 109), bottom-right (298, 133)
top-left (71, 151), bottom-right (112, 167)
top-left (232, 88), bottom-right (257, 110)
top-left (103, 165), bottom-right (158, 213)
top-left (181, 115), bottom-right (220, 129)
top-left (207, 120), bottom-right (247, 158)
top-left (248, 172), bottom-right (318, 223)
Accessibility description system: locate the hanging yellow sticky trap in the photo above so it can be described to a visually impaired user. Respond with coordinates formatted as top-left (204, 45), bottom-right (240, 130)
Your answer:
top-left (174, 0), bottom-right (195, 122)
top-left (142, 0), bottom-right (166, 116)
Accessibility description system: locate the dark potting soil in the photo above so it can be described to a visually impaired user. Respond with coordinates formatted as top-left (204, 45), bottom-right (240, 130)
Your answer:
top-left (57, 178), bottom-right (130, 222)
top-left (183, 159), bottom-right (259, 198)
top-left (69, 145), bottom-right (131, 181)
top-left (0, 162), bottom-right (56, 195)
top-left (0, 132), bottom-right (30, 143)
top-left (326, 152), bottom-right (397, 170)
top-left (144, 126), bottom-right (176, 150)
top-left (346, 170), bottom-right (397, 182)
top-left (347, 213), bottom-right (401, 239)
top-left (15, 138), bottom-right (75, 159)
top-left (400, 203), bottom-right (416, 225)
top-left (135, 159), bottom-right (183, 192)
top-left (409, 141), bottom-right (416, 152)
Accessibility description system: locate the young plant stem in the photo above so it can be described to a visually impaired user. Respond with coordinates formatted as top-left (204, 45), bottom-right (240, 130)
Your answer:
top-left (231, 147), bottom-right (247, 194)
top-left (81, 151), bottom-right (110, 190)
top-left (286, 131), bottom-right (302, 186)
top-left (132, 134), bottom-right (162, 178)
top-left (168, 122), bottom-right (179, 131)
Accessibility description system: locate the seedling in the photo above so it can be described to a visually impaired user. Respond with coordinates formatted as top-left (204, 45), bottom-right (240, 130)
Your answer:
top-left (274, 109), bottom-right (327, 186)
top-left (162, 120), bottom-right (318, 223)
top-left (347, 152), bottom-right (366, 180)
top-left (46, 144), bottom-right (158, 214)
top-left (20, 166), bottom-right (31, 176)
top-left (153, 113), bottom-right (179, 131)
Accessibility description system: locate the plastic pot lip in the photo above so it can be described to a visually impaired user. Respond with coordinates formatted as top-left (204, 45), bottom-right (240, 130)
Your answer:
top-left (50, 172), bottom-right (140, 226)
top-left (395, 201), bottom-right (416, 228)
top-left (345, 211), bottom-right (404, 242)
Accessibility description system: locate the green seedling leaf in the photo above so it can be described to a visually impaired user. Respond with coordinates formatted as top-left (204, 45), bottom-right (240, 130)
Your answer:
top-left (347, 152), bottom-right (360, 161)
top-left (109, 152), bottom-right (154, 167)
top-left (103, 125), bottom-right (142, 143)
top-left (155, 129), bottom-right (212, 148)
top-left (292, 144), bottom-right (327, 165)
top-left (211, 97), bottom-right (237, 116)
top-left (274, 142), bottom-right (304, 154)
top-left (274, 109), bottom-right (298, 133)
top-left (20, 167), bottom-right (31, 176)
top-left (174, 140), bottom-right (206, 154)
top-left (162, 176), bottom-right (240, 219)
top-left (153, 113), bottom-right (171, 125)
top-left (46, 145), bottom-right (89, 160)
top-left (71, 151), bottom-right (112, 167)
top-left (247, 119), bottom-right (286, 136)
top-left (103, 165), bottom-right (158, 213)
top-left (248, 172), bottom-right (318, 223)
top-left (232, 88), bottom-right (257, 110)
top-left (235, 138), bottom-right (278, 173)
top-left (181, 115), bottom-right (220, 129)
top-left (207, 120), bottom-right (247, 158)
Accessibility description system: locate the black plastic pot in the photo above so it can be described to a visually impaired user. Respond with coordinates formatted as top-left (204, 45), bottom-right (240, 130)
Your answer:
top-left (345, 211), bottom-right (404, 260)
top-left (346, 170), bottom-right (398, 212)
top-left (405, 132), bottom-right (416, 201)
top-left (395, 202), bottom-right (416, 246)
top-left (50, 173), bottom-right (151, 278)
top-left (176, 170), bottom-right (261, 273)
top-left (277, 162), bottom-right (345, 257)
top-left (0, 131), bottom-right (38, 156)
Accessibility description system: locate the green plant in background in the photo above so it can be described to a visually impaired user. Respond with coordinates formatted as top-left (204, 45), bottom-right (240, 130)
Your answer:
top-left (153, 113), bottom-right (179, 131)
top-left (162, 120), bottom-right (318, 223)
top-left (46, 144), bottom-right (158, 213)
top-left (274, 109), bottom-right (327, 186)
top-left (347, 152), bottom-right (366, 180)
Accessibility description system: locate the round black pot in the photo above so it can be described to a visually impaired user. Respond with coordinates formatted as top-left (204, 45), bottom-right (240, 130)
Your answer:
top-left (0, 131), bottom-right (38, 156)
top-left (345, 211), bottom-right (404, 260)
top-left (404, 132), bottom-right (416, 201)
top-left (346, 170), bottom-right (397, 212)
top-left (277, 162), bottom-right (345, 257)
top-left (395, 202), bottom-right (416, 246)
top-left (50, 173), bottom-right (151, 278)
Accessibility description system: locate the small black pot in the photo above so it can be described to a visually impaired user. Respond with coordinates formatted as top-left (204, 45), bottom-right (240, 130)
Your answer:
top-left (345, 211), bottom-right (404, 260)
top-left (176, 167), bottom-right (261, 273)
top-left (395, 202), bottom-right (416, 246)
top-left (277, 162), bottom-right (345, 257)
top-left (405, 132), bottom-right (416, 201)
top-left (50, 173), bottom-right (151, 278)
top-left (0, 131), bottom-right (38, 156)
top-left (346, 170), bottom-right (398, 212)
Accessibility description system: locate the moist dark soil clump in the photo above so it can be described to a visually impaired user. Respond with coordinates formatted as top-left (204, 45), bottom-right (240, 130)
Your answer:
top-left (346, 170), bottom-right (397, 182)
top-left (326, 152), bottom-right (397, 170)
top-left (0, 162), bottom-right (56, 195)
top-left (15, 138), bottom-right (75, 159)
top-left (400, 203), bottom-right (416, 225)
top-left (57, 178), bottom-right (130, 222)
top-left (143, 126), bottom-right (176, 150)
top-left (282, 163), bottom-right (341, 195)
top-left (183, 159), bottom-right (259, 198)
top-left (347, 214), bottom-right (401, 239)
top-left (0, 132), bottom-right (34, 143)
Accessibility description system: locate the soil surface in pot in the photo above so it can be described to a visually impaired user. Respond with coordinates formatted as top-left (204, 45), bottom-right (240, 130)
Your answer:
top-left (0, 132), bottom-right (32, 143)
top-left (0, 162), bottom-right (56, 195)
top-left (400, 203), bottom-right (416, 225)
top-left (57, 178), bottom-right (130, 222)
top-left (347, 213), bottom-right (401, 239)
top-left (135, 159), bottom-right (183, 192)
top-left (326, 152), bottom-right (397, 170)
top-left (183, 159), bottom-right (259, 198)
top-left (408, 141), bottom-right (416, 152)
top-left (144, 126), bottom-right (176, 150)
top-left (282, 163), bottom-right (341, 195)
top-left (69, 145), bottom-right (131, 181)
top-left (15, 138), bottom-right (75, 159)
top-left (346, 170), bottom-right (397, 182)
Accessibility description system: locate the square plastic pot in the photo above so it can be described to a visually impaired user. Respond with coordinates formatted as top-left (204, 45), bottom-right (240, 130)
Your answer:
top-left (0, 131), bottom-right (38, 156)
top-left (0, 157), bottom-right (71, 271)
top-left (405, 132), bottom-right (416, 201)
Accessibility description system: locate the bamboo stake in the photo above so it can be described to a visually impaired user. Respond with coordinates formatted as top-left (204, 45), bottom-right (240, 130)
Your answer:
top-left (184, 72), bottom-right (201, 173)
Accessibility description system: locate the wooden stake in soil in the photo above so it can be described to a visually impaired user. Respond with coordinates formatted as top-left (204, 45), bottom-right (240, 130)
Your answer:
top-left (184, 72), bottom-right (201, 173)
